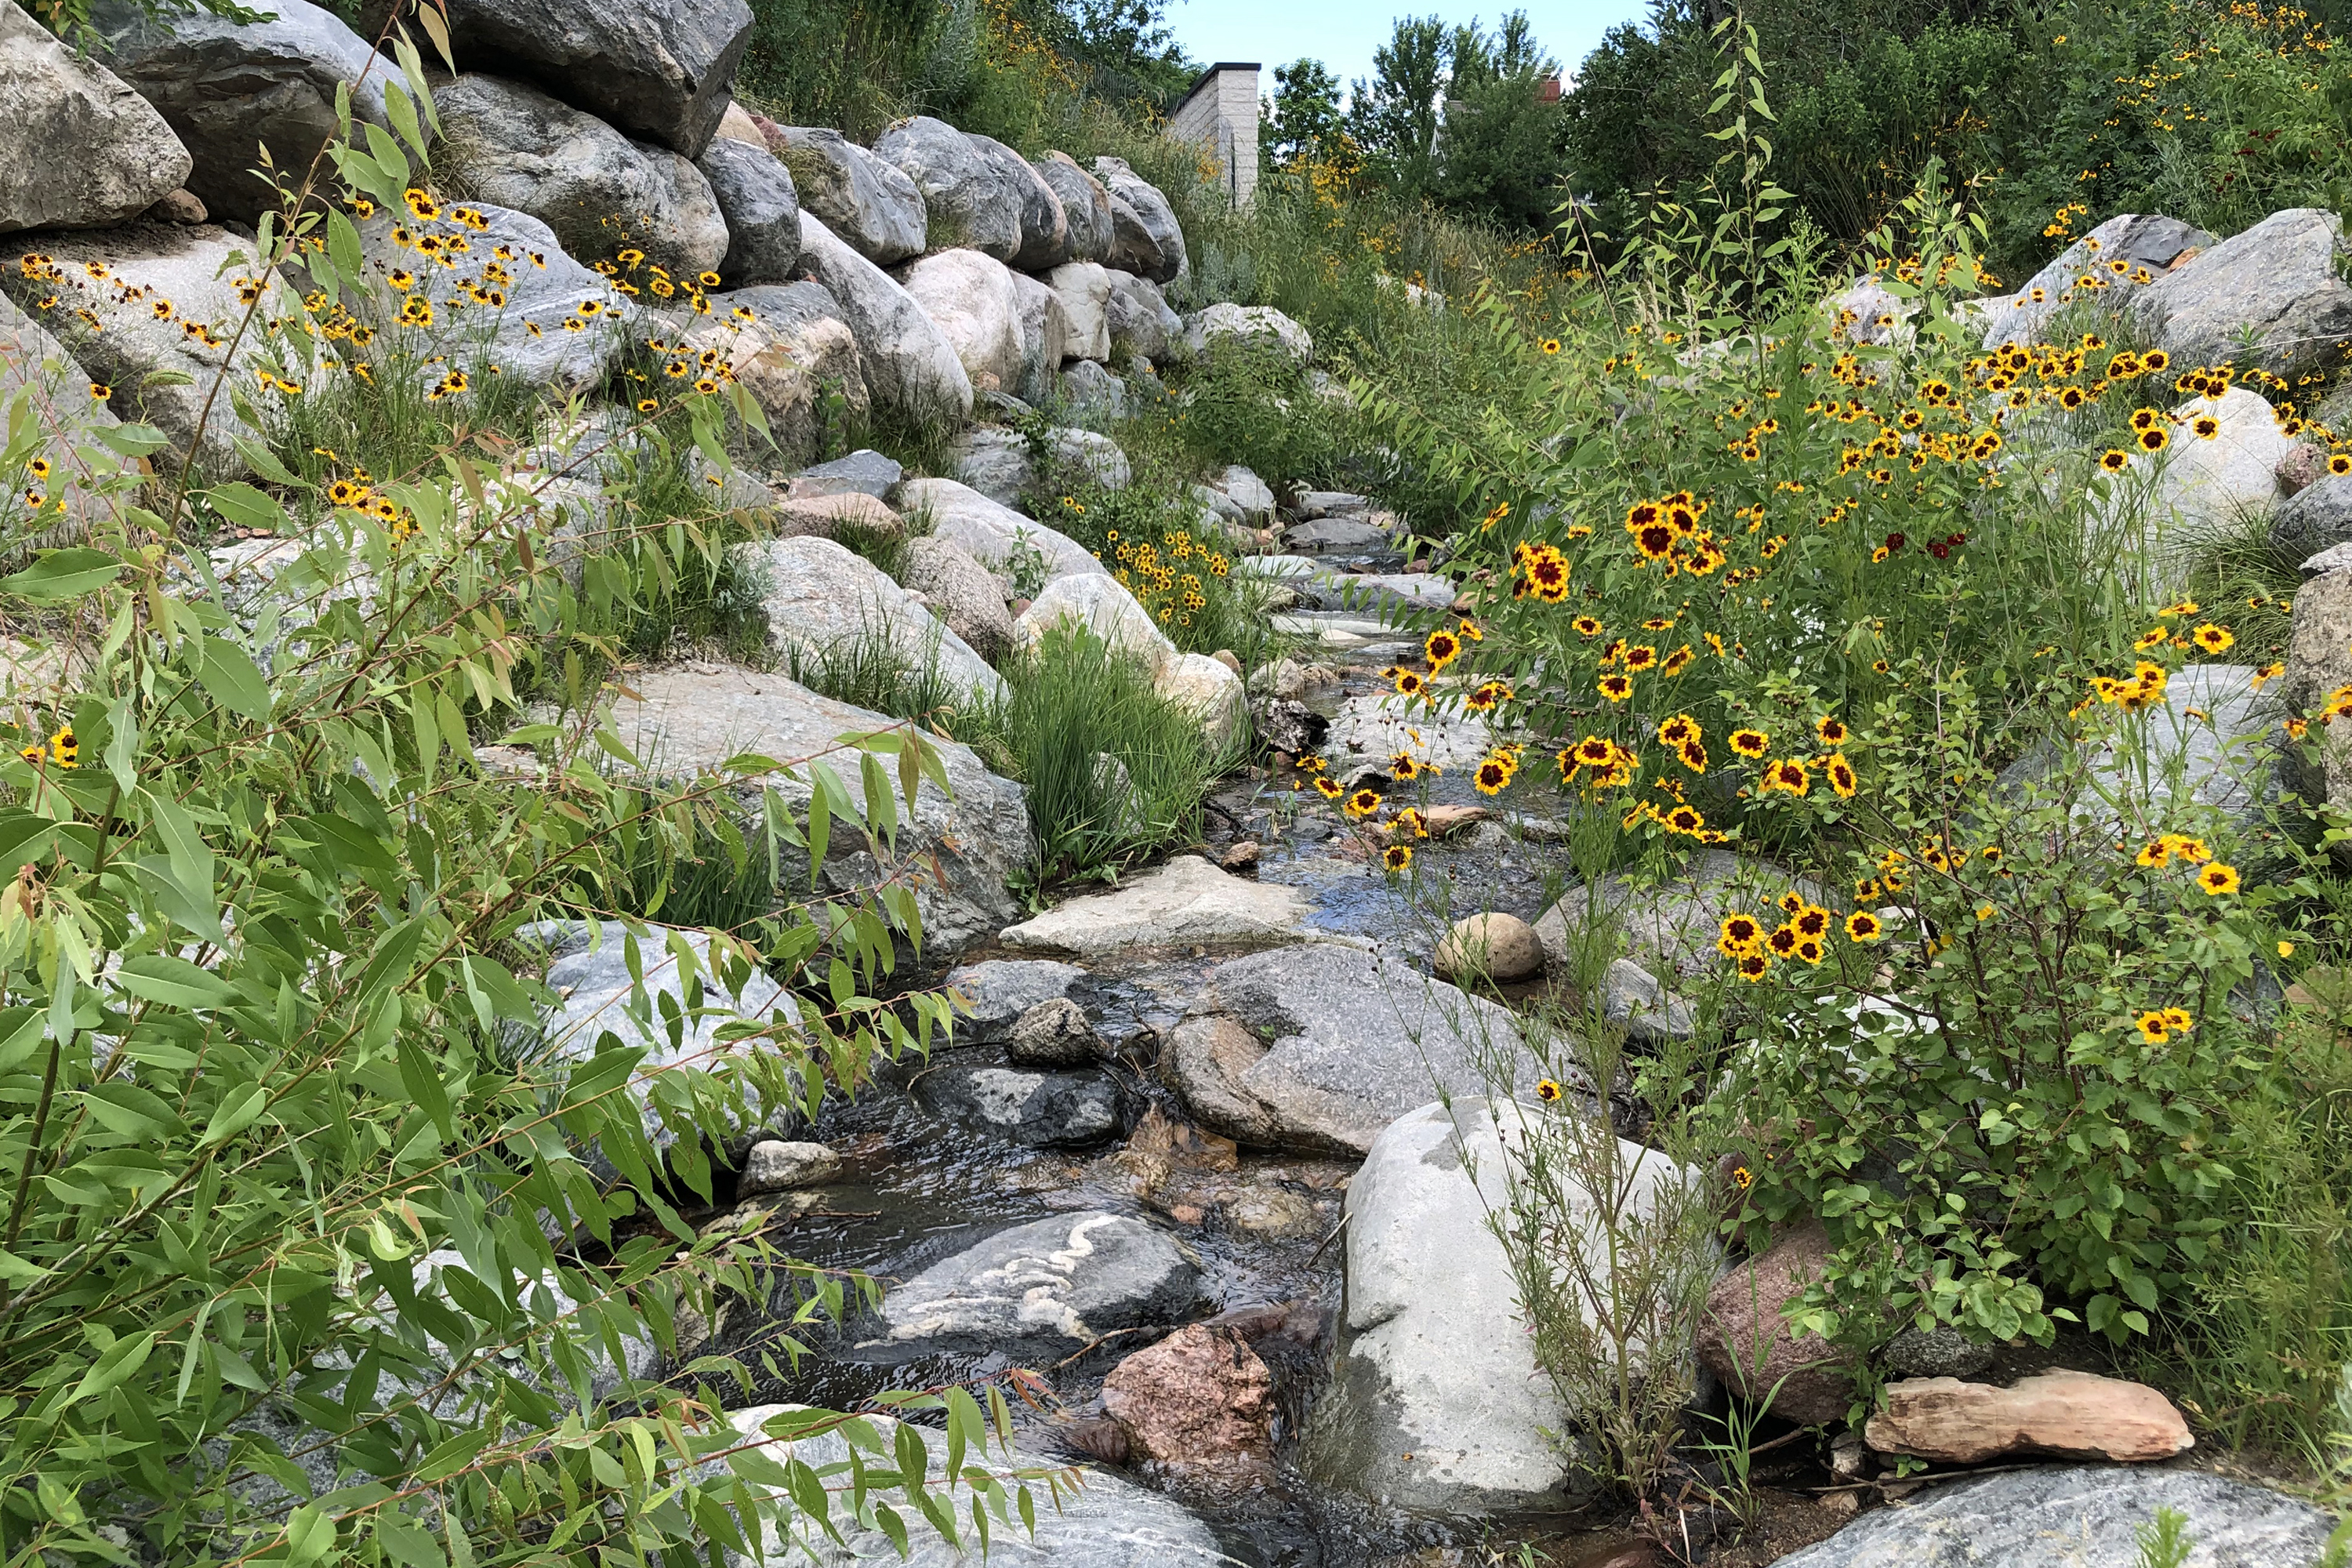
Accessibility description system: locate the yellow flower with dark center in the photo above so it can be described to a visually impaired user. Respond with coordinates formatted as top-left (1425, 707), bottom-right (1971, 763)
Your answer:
top-left (1539, 338), bottom-right (1561, 355)
top-left (1474, 757), bottom-right (1512, 793)
top-left (1817, 715), bottom-right (1848, 746)
top-left (1344, 787), bottom-right (1382, 819)
top-left (2193, 622), bottom-right (2234, 653)
top-left (637, 397), bottom-right (659, 412)
top-left (2138, 426), bottom-right (2169, 452)
top-left (1622, 644), bottom-right (1658, 673)
top-left (1383, 844), bottom-right (1414, 872)
top-left (1389, 752), bottom-right (1418, 780)
top-left (1572, 615), bottom-right (1602, 637)
top-left (2099, 448), bottom-right (2130, 474)
top-left (1719, 913), bottom-right (1763, 954)
top-left (2198, 862), bottom-right (2241, 895)
top-left (1844, 909), bottom-right (1884, 942)
top-left (2135, 1011), bottom-right (2170, 1044)
top-left (49, 726), bottom-right (76, 768)
top-left (1761, 758), bottom-right (1810, 796)
top-left (1394, 670), bottom-right (1425, 698)
top-left (1598, 673), bottom-right (1634, 703)
top-left (1534, 1078), bottom-right (1563, 1102)
top-left (1824, 754), bottom-right (1858, 797)
top-left (2191, 416), bottom-right (2220, 440)
top-left (1314, 776), bottom-right (1345, 800)
top-left (1766, 924), bottom-right (1800, 957)
top-left (1393, 808), bottom-right (1429, 838)
top-left (1425, 629), bottom-right (1460, 669)
top-left (695, 376), bottom-right (720, 394)
top-left (2162, 1007), bottom-right (2194, 1033)
top-left (2333, 453), bottom-right (2352, 477)
top-left (1736, 952), bottom-right (1772, 982)
top-left (1663, 804), bottom-right (1706, 837)
top-left (404, 187), bottom-right (439, 220)
top-left (1730, 728), bottom-right (1769, 759)
top-left (1657, 713), bottom-right (1697, 746)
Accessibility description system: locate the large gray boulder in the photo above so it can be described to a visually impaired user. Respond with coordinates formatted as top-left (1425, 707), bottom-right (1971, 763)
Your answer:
top-left (939, 958), bottom-right (1085, 1044)
top-left (898, 535), bottom-right (1014, 665)
top-left (970, 134), bottom-right (1068, 271)
top-left (949, 426), bottom-right (1130, 510)
top-left (2271, 469), bottom-right (2352, 561)
top-left (695, 136), bottom-right (799, 286)
top-left (1009, 269), bottom-right (1072, 405)
top-left (706, 1404), bottom-right (1232, 1568)
top-left (1104, 268), bottom-right (1182, 361)
top-left (1047, 260), bottom-right (1112, 363)
top-left (87, 0), bottom-right (389, 227)
top-left (794, 212), bottom-right (973, 424)
top-left (2105, 385), bottom-right (2296, 597)
top-left (1771, 1465), bottom-right (2332, 1566)
top-left (1534, 848), bottom-right (1824, 981)
top-left (1186, 302), bottom-right (1312, 365)
top-left (1305, 1099), bottom-right (1680, 1515)
top-left (0, 223), bottom-right (292, 479)
top-left (913, 1062), bottom-right (1123, 1147)
top-left (738, 535), bottom-right (1004, 705)
top-left (359, 0), bottom-right (749, 154)
top-left (1092, 157), bottom-right (1185, 284)
top-left (1999, 662), bottom-right (2280, 842)
top-left (2133, 208), bottom-right (2352, 382)
top-left (765, 125), bottom-right (924, 266)
top-left (0, 295), bottom-right (120, 532)
top-left (1012, 572), bottom-right (1178, 677)
top-left (0, 2), bottom-right (191, 234)
top-left (608, 662), bottom-right (1030, 954)
top-left (857, 1212), bottom-right (1202, 1361)
top-left (894, 248), bottom-right (1024, 394)
top-left (517, 917), bottom-right (802, 1167)
top-left (1032, 152), bottom-right (1114, 263)
top-left (892, 477), bottom-right (1105, 587)
top-left (1166, 945), bottom-right (1553, 1156)
top-left (871, 115), bottom-right (1023, 261)
top-left (2282, 561), bottom-right (2352, 822)
top-left (434, 74), bottom-right (727, 279)
top-left (354, 202), bottom-right (637, 394)
top-left (686, 282), bottom-right (869, 467)
top-left (1976, 212), bottom-right (2212, 349)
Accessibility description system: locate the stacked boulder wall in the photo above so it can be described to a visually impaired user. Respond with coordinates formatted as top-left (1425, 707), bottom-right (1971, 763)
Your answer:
top-left (0, 2), bottom-right (192, 233)
top-left (871, 116), bottom-right (1023, 262)
top-left (360, 0), bottom-right (750, 155)
top-left (1105, 270), bottom-right (1183, 361)
top-left (85, 0), bottom-right (390, 227)
top-left (1009, 270), bottom-right (1073, 404)
top-left (687, 283), bottom-right (869, 467)
top-left (969, 134), bottom-right (1069, 271)
top-left (433, 74), bottom-right (728, 280)
top-left (1092, 157), bottom-right (1185, 284)
top-left (1032, 152), bottom-right (1115, 264)
top-left (893, 477), bottom-right (1105, 586)
top-left (894, 249), bottom-right (1025, 394)
top-left (695, 136), bottom-right (800, 286)
top-left (898, 535), bottom-right (1014, 664)
top-left (1047, 261), bottom-right (1113, 364)
top-left (765, 126), bottom-right (925, 266)
top-left (605, 662), bottom-right (1029, 955)
top-left (796, 213), bottom-right (973, 424)
top-left (2132, 208), bottom-right (2352, 382)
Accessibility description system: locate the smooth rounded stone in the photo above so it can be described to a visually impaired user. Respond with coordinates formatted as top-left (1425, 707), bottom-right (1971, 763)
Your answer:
top-left (1295, 490), bottom-right (1371, 518)
top-left (859, 1211), bottom-right (1203, 1360)
top-left (789, 447), bottom-right (902, 501)
top-left (695, 136), bottom-right (800, 286)
top-left (795, 212), bottom-right (973, 423)
top-left (1193, 485), bottom-right (1244, 524)
top-left (1168, 946), bottom-right (1558, 1156)
top-left (1775, 1465), bottom-right (2331, 1568)
top-left (1, 223), bottom-right (292, 479)
top-left (898, 535), bottom-right (1013, 664)
top-left (363, 0), bottom-right (746, 154)
top-left (1599, 958), bottom-right (1697, 1045)
top-left (1033, 151), bottom-right (1115, 263)
top-left (969, 133), bottom-right (1068, 270)
top-left (949, 426), bottom-right (1131, 510)
top-left (1867, 1370), bottom-right (2193, 1465)
top-left (347, 202), bottom-right (639, 396)
top-left (1005, 856), bottom-right (1305, 960)
top-left (2121, 385), bottom-right (2296, 590)
top-left (1059, 358), bottom-right (1129, 422)
top-left (1976, 212), bottom-right (2212, 349)
top-left (942, 958), bottom-right (1086, 1044)
top-left (1008, 270), bottom-right (1071, 404)
top-left (688, 282), bottom-right (866, 466)
top-left (873, 115), bottom-right (1024, 261)
top-left (1045, 260), bottom-right (1112, 363)
top-left (1534, 849), bottom-right (1828, 981)
top-left (2271, 467), bottom-right (2352, 561)
top-left (148, 187), bottom-right (207, 223)
top-left (1102, 1323), bottom-right (1275, 1484)
top-left (2133, 207), bottom-right (2352, 382)
top-left (1184, 302), bottom-right (1312, 365)
top-left (766, 125), bottom-right (925, 266)
top-left (1826, 273), bottom-right (1913, 347)
top-left (1433, 913), bottom-right (1544, 983)
top-left (1213, 464), bottom-right (1276, 519)
top-left (1998, 662), bottom-right (2278, 840)
top-left (1881, 1324), bottom-right (1996, 1381)
top-left (84, 0), bottom-right (384, 228)
top-left (0, 295), bottom-right (118, 532)
top-left (1103, 267), bottom-right (1182, 360)
top-left (1160, 652), bottom-right (1247, 749)
top-left (517, 917), bottom-right (801, 1165)
top-left (737, 1139), bottom-right (840, 1195)
top-left (1696, 1221), bottom-right (1854, 1425)
top-left (739, 535), bottom-right (1002, 704)
top-left (1092, 157), bottom-right (1185, 284)
top-left (1305, 1100), bottom-right (1686, 1514)
top-left (1, 2), bottom-right (191, 234)
top-left (893, 477), bottom-right (1106, 586)
top-left (708, 1403), bottom-right (1235, 1567)
top-left (607, 662), bottom-right (1030, 955)
top-left (1005, 997), bottom-right (1104, 1069)
top-left (893, 247), bottom-right (1024, 393)
top-left (715, 101), bottom-right (762, 146)
top-left (433, 74), bottom-right (728, 278)
top-left (1014, 572), bottom-right (1180, 677)
top-left (916, 1060), bottom-right (1122, 1147)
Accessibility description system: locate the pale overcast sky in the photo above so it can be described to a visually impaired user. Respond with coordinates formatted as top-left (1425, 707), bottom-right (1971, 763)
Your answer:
top-left (1159, 0), bottom-right (1653, 97)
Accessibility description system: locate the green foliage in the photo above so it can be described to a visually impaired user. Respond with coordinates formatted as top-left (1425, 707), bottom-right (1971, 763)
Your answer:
top-left (1265, 59), bottom-right (1345, 168)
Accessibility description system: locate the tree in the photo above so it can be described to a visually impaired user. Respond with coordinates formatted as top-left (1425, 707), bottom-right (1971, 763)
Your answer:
top-left (1350, 15), bottom-right (1450, 194)
top-left (1433, 9), bottom-right (1567, 227)
top-left (1266, 56), bottom-right (1345, 166)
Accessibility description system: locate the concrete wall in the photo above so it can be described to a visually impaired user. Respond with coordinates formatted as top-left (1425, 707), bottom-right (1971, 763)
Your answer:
top-left (1170, 63), bottom-right (1260, 208)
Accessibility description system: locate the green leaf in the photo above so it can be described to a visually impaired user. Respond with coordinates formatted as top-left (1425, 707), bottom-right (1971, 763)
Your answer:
top-left (0, 548), bottom-right (121, 602)
top-left (64, 1331), bottom-right (154, 1408)
top-left (195, 636), bottom-right (273, 720)
top-left (116, 953), bottom-right (235, 1011)
top-left (203, 482), bottom-right (286, 535)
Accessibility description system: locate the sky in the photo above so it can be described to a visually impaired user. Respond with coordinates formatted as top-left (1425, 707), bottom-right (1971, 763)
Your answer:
top-left (1158, 0), bottom-right (1654, 98)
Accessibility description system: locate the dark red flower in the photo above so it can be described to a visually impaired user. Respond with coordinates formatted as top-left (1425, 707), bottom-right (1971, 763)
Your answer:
top-left (1885, 532), bottom-right (1906, 552)
top-left (1928, 540), bottom-right (1951, 560)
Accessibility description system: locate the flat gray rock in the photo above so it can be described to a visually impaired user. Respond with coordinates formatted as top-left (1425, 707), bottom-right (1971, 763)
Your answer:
top-left (942, 959), bottom-right (1086, 1044)
top-left (791, 448), bottom-right (902, 500)
top-left (361, 0), bottom-right (748, 154)
top-left (1284, 517), bottom-right (1393, 554)
top-left (1, 1), bottom-right (191, 234)
top-left (89, 0), bottom-right (388, 227)
top-left (434, 73), bottom-right (728, 278)
top-left (861, 1211), bottom-right (1202, 1360)
top-left (2273, 470), bottom-right (2352, 562)
top-left (895, 477), bottom-right (1105, 588)
top-left (1003, 855), bottom-right (1308, 960)
top-left (1772, 1465), bottom-right (2333, 1566)
top-left (914, 1062), bottom-right (1122, 1147)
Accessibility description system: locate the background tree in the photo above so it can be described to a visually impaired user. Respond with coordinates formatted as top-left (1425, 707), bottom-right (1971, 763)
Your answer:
top-left (1265, 56), bottom-right (1346, 168)
top-left (1432, 11), bottom-right (1567, 228)
top-left (1349, 14), bottom-right (1450, 196)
